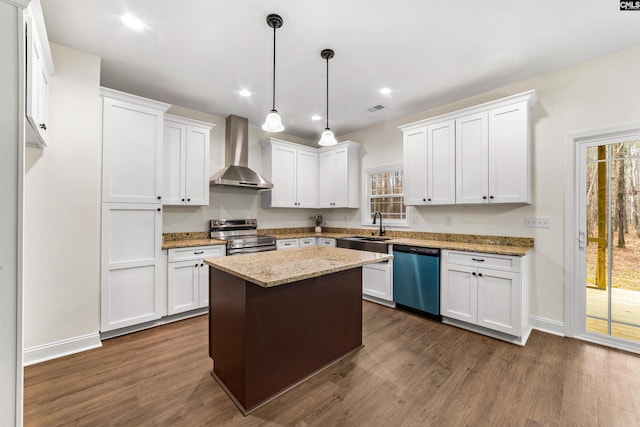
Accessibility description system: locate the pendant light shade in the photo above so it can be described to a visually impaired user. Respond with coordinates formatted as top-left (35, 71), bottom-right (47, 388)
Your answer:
top-left (318, 48), bottom-right (337, 146)
top-left (262, 14), bottom-right (285, 133)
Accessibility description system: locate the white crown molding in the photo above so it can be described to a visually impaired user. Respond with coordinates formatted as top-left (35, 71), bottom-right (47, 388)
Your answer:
top-left (100, 86), bottom-right (171, 112)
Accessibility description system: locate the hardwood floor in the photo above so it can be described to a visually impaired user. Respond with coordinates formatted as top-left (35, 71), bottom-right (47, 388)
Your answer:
top-left (24, 301), bottom-right (640, 426)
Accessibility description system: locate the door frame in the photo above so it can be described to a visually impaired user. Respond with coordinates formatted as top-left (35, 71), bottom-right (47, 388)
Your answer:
top-left (565, 122), bottom-right (640, 352)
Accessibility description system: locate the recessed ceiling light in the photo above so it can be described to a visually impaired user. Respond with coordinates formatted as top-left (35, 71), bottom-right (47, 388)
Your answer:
top-left (239, 89), bottom-right (251, 97)
top-left (379, 87), bottom-right (391, 95)
top-left (311, 115), bottom-right (322, 121)
top-left (121, 14), bottom-right (144, 30)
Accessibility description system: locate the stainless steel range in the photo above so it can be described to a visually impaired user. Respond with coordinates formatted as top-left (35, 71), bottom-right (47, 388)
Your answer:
top-left (210, 219), bottom-right (276, 256)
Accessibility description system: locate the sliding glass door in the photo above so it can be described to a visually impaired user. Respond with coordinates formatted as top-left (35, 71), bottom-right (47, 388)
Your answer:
top-left (578, 138), bottom-right (640, 350)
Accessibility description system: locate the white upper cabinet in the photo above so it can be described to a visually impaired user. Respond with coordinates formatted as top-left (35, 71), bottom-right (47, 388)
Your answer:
top-left (487, 102), bottom-right (531, 204)
top-left (296, 149), bottom-right (319, 208)
top-left (402, 121), bottom-right (455, 206)
top-left (318, 141), bottom-right (361, 208)
top-left (163, 114), bottom-right (213, 206)
top-left (101, 88), bottom-right (170, 204)
top-left (456, 112), bottom-right (489, 204)
top-left (400, 90), bottom-right (536, 206)
top-left (261, 138), bottom-right (318, 208)
top-left (24, 1), bottom-right (54, 148)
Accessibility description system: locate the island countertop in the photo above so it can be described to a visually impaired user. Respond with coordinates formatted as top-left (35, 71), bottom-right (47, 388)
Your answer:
top-left (204, 246), bottom-right (393, 288)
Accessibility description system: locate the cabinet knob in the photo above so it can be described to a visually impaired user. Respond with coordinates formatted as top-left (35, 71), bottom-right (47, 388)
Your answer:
top-left (195, 263), bottom-right (199, 267)
top-left (181, 198), bottom-right (185, 202)
top-left (157, 208), bottom-right (161, 212)
top-left (157, 196), bottom-right (161, 200)
top-left (428, 198), bottom-right (431, 202)
top-left (187, 198), bottom-right (191, 202)
top-left (423, 198), bottom-right (426, 202)
top-left (39, 123), bottom-right (47, 130)
top-left (478, 273), bottom-right (483, 277)
top-left (472, 272), bottom-right (477, 276)
top-left (489, 195), bottom-right (494, 200)
top-left (483, 196), bottom-right (487, 200)
top-left (200, 263), bottom-right (204, 267)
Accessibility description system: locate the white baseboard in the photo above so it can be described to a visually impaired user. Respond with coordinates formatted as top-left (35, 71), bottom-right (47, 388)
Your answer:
top-left (529, 315), bottom-right (565, 337)
top-left (24, 332), bottom-right (102, 366)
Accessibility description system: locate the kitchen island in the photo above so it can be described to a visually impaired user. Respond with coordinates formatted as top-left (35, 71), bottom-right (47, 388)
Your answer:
top-left (204, 246), bottom-right (392, 414)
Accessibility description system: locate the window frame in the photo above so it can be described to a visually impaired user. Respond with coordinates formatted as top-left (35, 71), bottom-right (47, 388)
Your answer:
top-left (361, 163), bottom-right (410, 228)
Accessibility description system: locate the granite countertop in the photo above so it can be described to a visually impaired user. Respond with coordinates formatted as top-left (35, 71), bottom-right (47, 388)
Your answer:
top-left (163, 230), bottom-right (533, 256)
top-left (269, 232), bottom-right (531, 256)
top-left (381, 238), bottom-right (531, 256)
top-left (204, 246), bottom-right (393, 288)
top-left (162, 238), bottom-right (226, 250)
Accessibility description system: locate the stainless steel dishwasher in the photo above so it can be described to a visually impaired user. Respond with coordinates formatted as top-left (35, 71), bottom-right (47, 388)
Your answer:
top-left (392, 245), bottom-right (440, 315)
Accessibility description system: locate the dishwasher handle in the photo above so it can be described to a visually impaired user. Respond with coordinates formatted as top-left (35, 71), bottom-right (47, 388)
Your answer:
top-left (393, 245), bottom-right (440, 257)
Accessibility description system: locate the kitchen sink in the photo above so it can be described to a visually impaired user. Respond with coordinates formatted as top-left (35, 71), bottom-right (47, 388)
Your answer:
top-left (336, 236), bottom-right (390, 254)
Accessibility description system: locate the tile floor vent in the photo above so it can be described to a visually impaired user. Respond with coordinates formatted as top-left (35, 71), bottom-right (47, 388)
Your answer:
top-left (367, 104), bottom-right (385, 112)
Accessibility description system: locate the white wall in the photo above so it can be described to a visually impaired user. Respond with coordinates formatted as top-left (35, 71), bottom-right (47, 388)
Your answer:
top-left (23, 43), bottom-right (102, 354)
top-left (335, 44), bottom-right (640, 325)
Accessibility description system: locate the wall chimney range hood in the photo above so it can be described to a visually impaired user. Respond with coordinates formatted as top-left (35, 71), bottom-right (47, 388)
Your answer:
top-left (210, 115), bottom-right (273, 189)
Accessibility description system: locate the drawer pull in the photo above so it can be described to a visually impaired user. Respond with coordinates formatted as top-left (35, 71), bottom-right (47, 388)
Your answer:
top-left (471, 258), bottom-right (485, 262)
top-left (194, 251), bottom-right (205, 255)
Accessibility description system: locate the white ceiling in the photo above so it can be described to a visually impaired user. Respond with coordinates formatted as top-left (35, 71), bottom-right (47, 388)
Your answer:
top-left (41, 0), bottom-right (640, 141)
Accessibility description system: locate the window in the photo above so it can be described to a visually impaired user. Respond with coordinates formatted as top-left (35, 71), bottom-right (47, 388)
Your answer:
top-left (363, 164), bottom-right (408, 227)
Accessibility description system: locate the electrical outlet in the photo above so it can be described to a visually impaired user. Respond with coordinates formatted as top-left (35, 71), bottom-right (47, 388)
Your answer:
top-left (412, 215), bottom-right (418, 225)
top-left (163, 215), bottom-right (171, 225)
top-left (525, 216), bottom-right (550, 228)
top-left (445, 216), bottom-right (452, 225)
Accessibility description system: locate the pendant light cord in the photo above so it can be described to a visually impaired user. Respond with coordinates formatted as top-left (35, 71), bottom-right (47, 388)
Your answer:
top-left (325, 56), bottom-right (329, 130)
top-left (272, 26), bottom-right (276, 111)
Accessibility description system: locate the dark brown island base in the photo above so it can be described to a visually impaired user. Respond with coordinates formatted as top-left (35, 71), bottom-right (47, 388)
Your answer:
top-left (205, 247), bottom-right (393, 415)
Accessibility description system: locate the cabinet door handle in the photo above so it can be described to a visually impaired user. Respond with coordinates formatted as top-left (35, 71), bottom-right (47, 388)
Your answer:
top-left (39, 123), bottom-right (47, 130)
top-left (471, 258), bottom-right (485, 262)
top-left (194, 251), bottom-right (204, 255)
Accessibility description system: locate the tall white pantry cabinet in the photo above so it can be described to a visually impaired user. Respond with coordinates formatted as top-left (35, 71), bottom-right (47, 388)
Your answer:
top-left (100, 88), bottom-right (170, 332)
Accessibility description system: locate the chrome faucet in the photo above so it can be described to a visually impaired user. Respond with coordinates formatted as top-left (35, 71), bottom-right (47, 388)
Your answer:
top-left (372, 211), bottom-right (385, 236)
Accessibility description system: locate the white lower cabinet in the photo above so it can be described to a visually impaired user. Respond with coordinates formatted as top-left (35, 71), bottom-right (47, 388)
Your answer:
top-left (277, 239), bottom-right (299, 250)
top-left (101, 203), bottom-right (163, 332)
top-left (362, 260), bottom-right (393, 305)
top-left (299, 237), bottom-right (317, 247)
top-left (440, 250), bottom-right (531, 345)
top-left (317, 237), bottom-right (336, 247)
top-left (167, 245), bottom-right (225, 315)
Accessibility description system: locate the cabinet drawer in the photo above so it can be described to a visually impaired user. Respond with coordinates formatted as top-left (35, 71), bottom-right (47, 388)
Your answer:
top-left (299, 237), bottom-right (316, 247)
top-left (442, 250), bottom-right (520, 272)
top-left (317, 238), bottom-right (336, 247)
top-left (168, 245), bottom-right (225, 262)
top-left (277, 239), bottom-right (299, 250)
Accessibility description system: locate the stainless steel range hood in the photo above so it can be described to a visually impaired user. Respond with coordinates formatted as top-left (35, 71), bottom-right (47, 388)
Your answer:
top-left (210, 115), bottom-right (273, 189)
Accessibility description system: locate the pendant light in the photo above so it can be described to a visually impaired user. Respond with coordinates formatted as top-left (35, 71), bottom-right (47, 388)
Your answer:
top-left (262, 14), bottom-right (285, 132)
top-left (318, 48), bottom-right (337, 146)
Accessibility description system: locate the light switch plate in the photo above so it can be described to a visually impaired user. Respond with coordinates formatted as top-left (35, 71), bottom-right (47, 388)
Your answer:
top-left (525, 216), bottom-right (550, 228)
